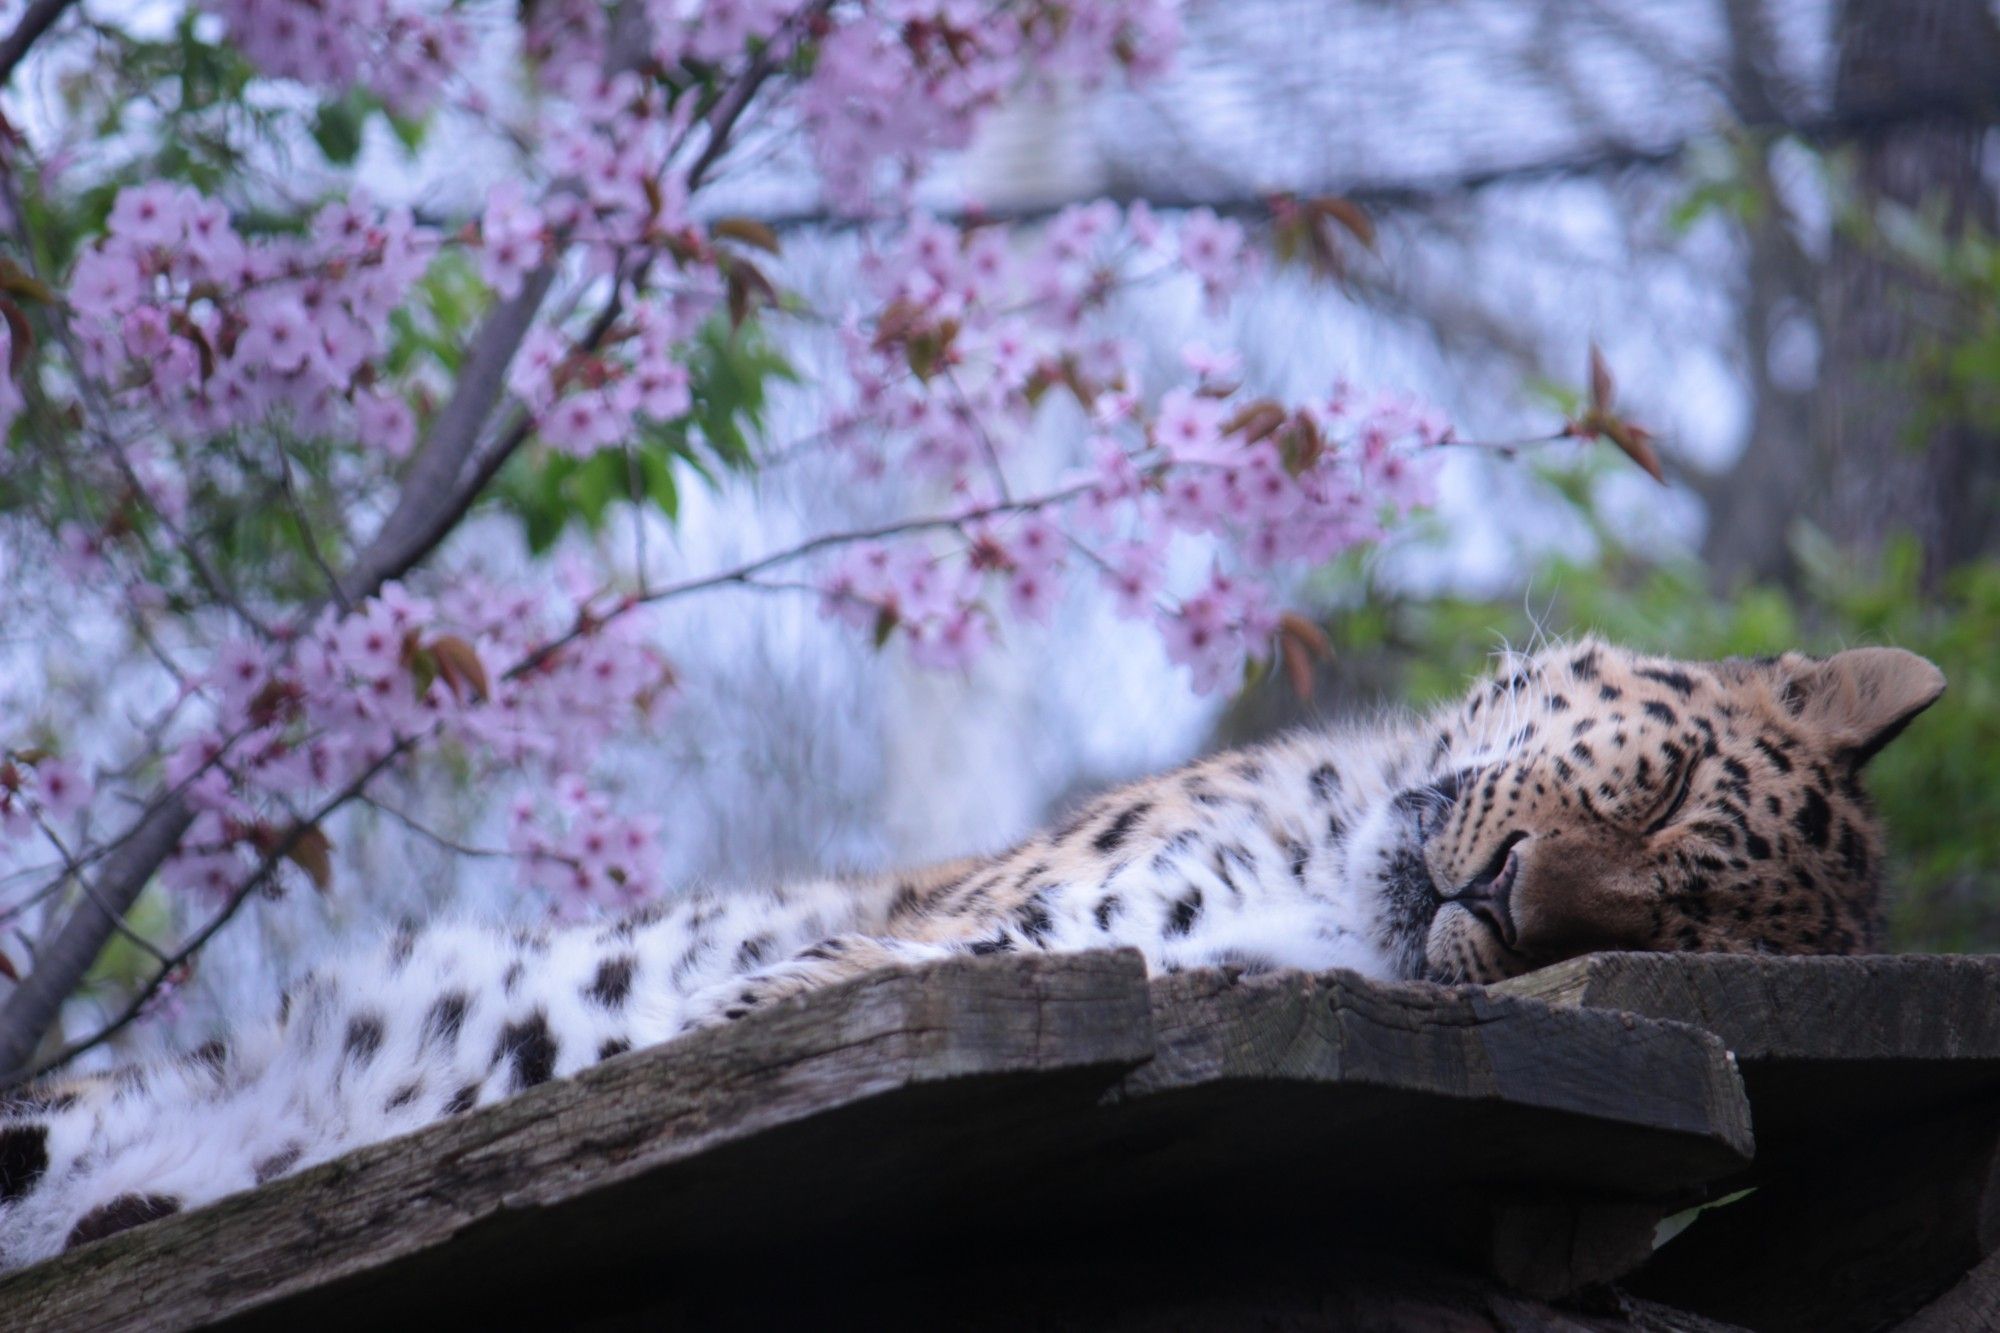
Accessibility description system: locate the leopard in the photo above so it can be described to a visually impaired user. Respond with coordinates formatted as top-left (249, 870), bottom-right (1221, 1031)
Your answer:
top-left (0, 637), bottom-right (1946, 1271)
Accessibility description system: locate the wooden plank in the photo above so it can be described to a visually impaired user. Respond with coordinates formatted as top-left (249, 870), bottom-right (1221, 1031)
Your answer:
top-left (1128, 968), bottom-right (1753, 1192)
top-left (0, 950), bottom-right (1157, 1333)
top-left (1496, 953), bottom-right (2000, 1064)
top-left (1498, 953), bottom-right (2000, 1331)
top-left (0, 954), bottom-right (1762, 1329)
top-left (1496, 952), bottom-right (2000, 1146)
top-left (1113, 968), bottom-right (1752, 1298)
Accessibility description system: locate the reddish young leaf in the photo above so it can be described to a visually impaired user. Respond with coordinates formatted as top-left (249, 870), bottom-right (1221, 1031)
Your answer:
top-left (1276, 612), bottom-right (1333, 700)
top-left (1223, 400), bottom-right (1288, 444)
top-left (1588, 342), bottom-right (1615, 415)
top-left (1604, 417), bottom-right (1667, 485)
top-left (1310, 196), bottom-right (1377, 249)
top-left (285, 826), bottom-right (335, 893)
top-left (724, 259), bottom-right (778, 329)
top-left (1, 297), bottom-right (33, 375)
top-left (0, 256), bottom-right (56, 306)
top-left (430, 634), bottom-right (491, 703)
top-left (712, 216), bottom-right (782, 255)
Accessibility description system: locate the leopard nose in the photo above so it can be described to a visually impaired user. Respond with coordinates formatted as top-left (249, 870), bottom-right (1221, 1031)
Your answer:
top-left (1447, 835), bottom-right (1525, 948)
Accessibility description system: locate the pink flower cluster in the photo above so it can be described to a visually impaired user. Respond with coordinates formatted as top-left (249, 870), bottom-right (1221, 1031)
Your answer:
top-left (506, 291), bottom-right (705, 457)
top-left (207, 0), bottom-right (471, 113)
top-left (67, 183), bottom-right (433, 457)
top-left (507, 776), bottom-right (665, 914)
top-left (802, 2), bottom-right (1181, 212)
top-left (517, 2), bottom-right (1176, 217)
top-left (157, 576), bottom-right (676, 904)
top-left (807, 206), bottom-right (1445, 692)
top-left (0, 754), bottom-right (94, 839)
top-left (2, 0), bottom-right (1476, 945)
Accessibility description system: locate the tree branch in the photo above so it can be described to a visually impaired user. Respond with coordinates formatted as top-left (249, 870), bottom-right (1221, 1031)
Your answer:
top-left (0, 0), bottom-right (72, 87)
top-left (506, 482), bottom-right (1096, 678)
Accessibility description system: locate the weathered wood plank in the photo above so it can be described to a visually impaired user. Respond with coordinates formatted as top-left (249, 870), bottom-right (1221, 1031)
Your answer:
top-left (1496, 953), bottom-right (2000, 1065)
top-left (0, 950), bottom-right (1157, 1333)
top-left (1497, 952), bottom-right (2000, 1146)
top-left (0, 954), bottom-right (1762, 1330)
top-left (1116, 968), bottom-right (1752, 1298)
top-left (1133, 968), bottom-right (1753, 1189)
top-left (1498, 953), bottom-right (2000, 1332)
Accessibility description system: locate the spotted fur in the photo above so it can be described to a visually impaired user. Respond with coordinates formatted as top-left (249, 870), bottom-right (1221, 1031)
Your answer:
top-left (0, 639), bottom-right (1943, 1270)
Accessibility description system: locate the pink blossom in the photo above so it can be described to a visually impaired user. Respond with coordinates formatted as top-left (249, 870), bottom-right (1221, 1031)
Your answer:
top-left (238, 294), bottom-right (316, 375)
top-left (356, 390), bottom-right (419, 459)
top-left (1100, 539), bottom-right (1165, 620)
top-left (335, 605), bottom-right (406, 682)
top-left (1181, 341), bottom-right (1242, 382)
top-left (1154, 387), bottom-right (1229, 461)
top-left (107, 182), bottom-right (191, 249)
top-left (479, 185), bottom-right (545, 300)
top-left (32, 757), bottom-right (92, 823)
top-left (1178, 209), bottom-right (1250, 309)
top-left (211, 638), bottom-right (272, 713)
top-left (67, 248), bottom-right (146, 318)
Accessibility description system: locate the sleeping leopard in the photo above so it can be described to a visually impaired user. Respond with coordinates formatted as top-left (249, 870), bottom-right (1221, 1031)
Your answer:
top-left (0, 637), bottom-right (1946, 1269)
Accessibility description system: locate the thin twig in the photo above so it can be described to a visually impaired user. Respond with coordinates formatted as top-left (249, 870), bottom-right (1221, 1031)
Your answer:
top-left (358, 794), bottom-right (578, 868)
top-left (507, 481), bottom-right (1098, 678)
top-left (943, 366), bottom-right (1013, 502)
top-left (274, 445), bottom-right (351, 613)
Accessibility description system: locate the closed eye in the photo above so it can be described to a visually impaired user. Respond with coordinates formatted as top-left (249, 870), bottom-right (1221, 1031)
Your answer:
top-left (1644, 757), bottom-right (1699, 836)
top-left (1415, 771), bottom-right (1469, 838)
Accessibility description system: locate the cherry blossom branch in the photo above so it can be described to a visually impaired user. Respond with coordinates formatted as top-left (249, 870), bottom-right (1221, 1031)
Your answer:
top-left (0, 161), bottom-right (275, 639)
top-left (1439, 430), bottom-right (1579, 461)
top-left (0, 737), bottom-right (415, 1089)
top-left (358, 794), bottom-right (577, 868)
top-left (335, 266), bottom-right (560, 604)
top-left (507, 482), bottom-right (1097, 678)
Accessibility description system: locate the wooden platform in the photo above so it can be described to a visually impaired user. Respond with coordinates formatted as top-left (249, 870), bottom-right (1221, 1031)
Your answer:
top-left (3, 950), bottom-right (1998, 1332)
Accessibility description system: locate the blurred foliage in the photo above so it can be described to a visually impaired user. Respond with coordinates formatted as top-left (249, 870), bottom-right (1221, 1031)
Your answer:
top-left (1900, 217), bottom-right (2000, 441)
top-left (1346, 535), bottom-right (2000, 952)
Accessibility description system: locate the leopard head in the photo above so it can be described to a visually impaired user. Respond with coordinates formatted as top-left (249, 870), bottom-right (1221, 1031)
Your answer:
top-left (1416, 639), bottom-right (1944, 983)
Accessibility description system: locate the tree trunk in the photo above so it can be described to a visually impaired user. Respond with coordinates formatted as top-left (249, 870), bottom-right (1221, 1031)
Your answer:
top-left (1799, 0), bottom-right (1998, 580)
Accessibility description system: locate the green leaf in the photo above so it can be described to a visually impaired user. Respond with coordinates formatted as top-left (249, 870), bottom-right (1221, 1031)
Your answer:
top-left (311, 98), bottom-right (367, 165)
top-left (638, 450), bottom-right (680, 521)
top-left (387, 112), bottom-right (429, 153)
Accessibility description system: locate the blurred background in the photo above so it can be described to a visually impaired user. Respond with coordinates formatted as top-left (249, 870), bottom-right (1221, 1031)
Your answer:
top-left (23, 0), bottom-right (1996, 1044)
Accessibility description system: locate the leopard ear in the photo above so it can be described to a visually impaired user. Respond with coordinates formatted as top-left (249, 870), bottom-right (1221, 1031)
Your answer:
top-left (1778, 647), bottom-right (1946, 768)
